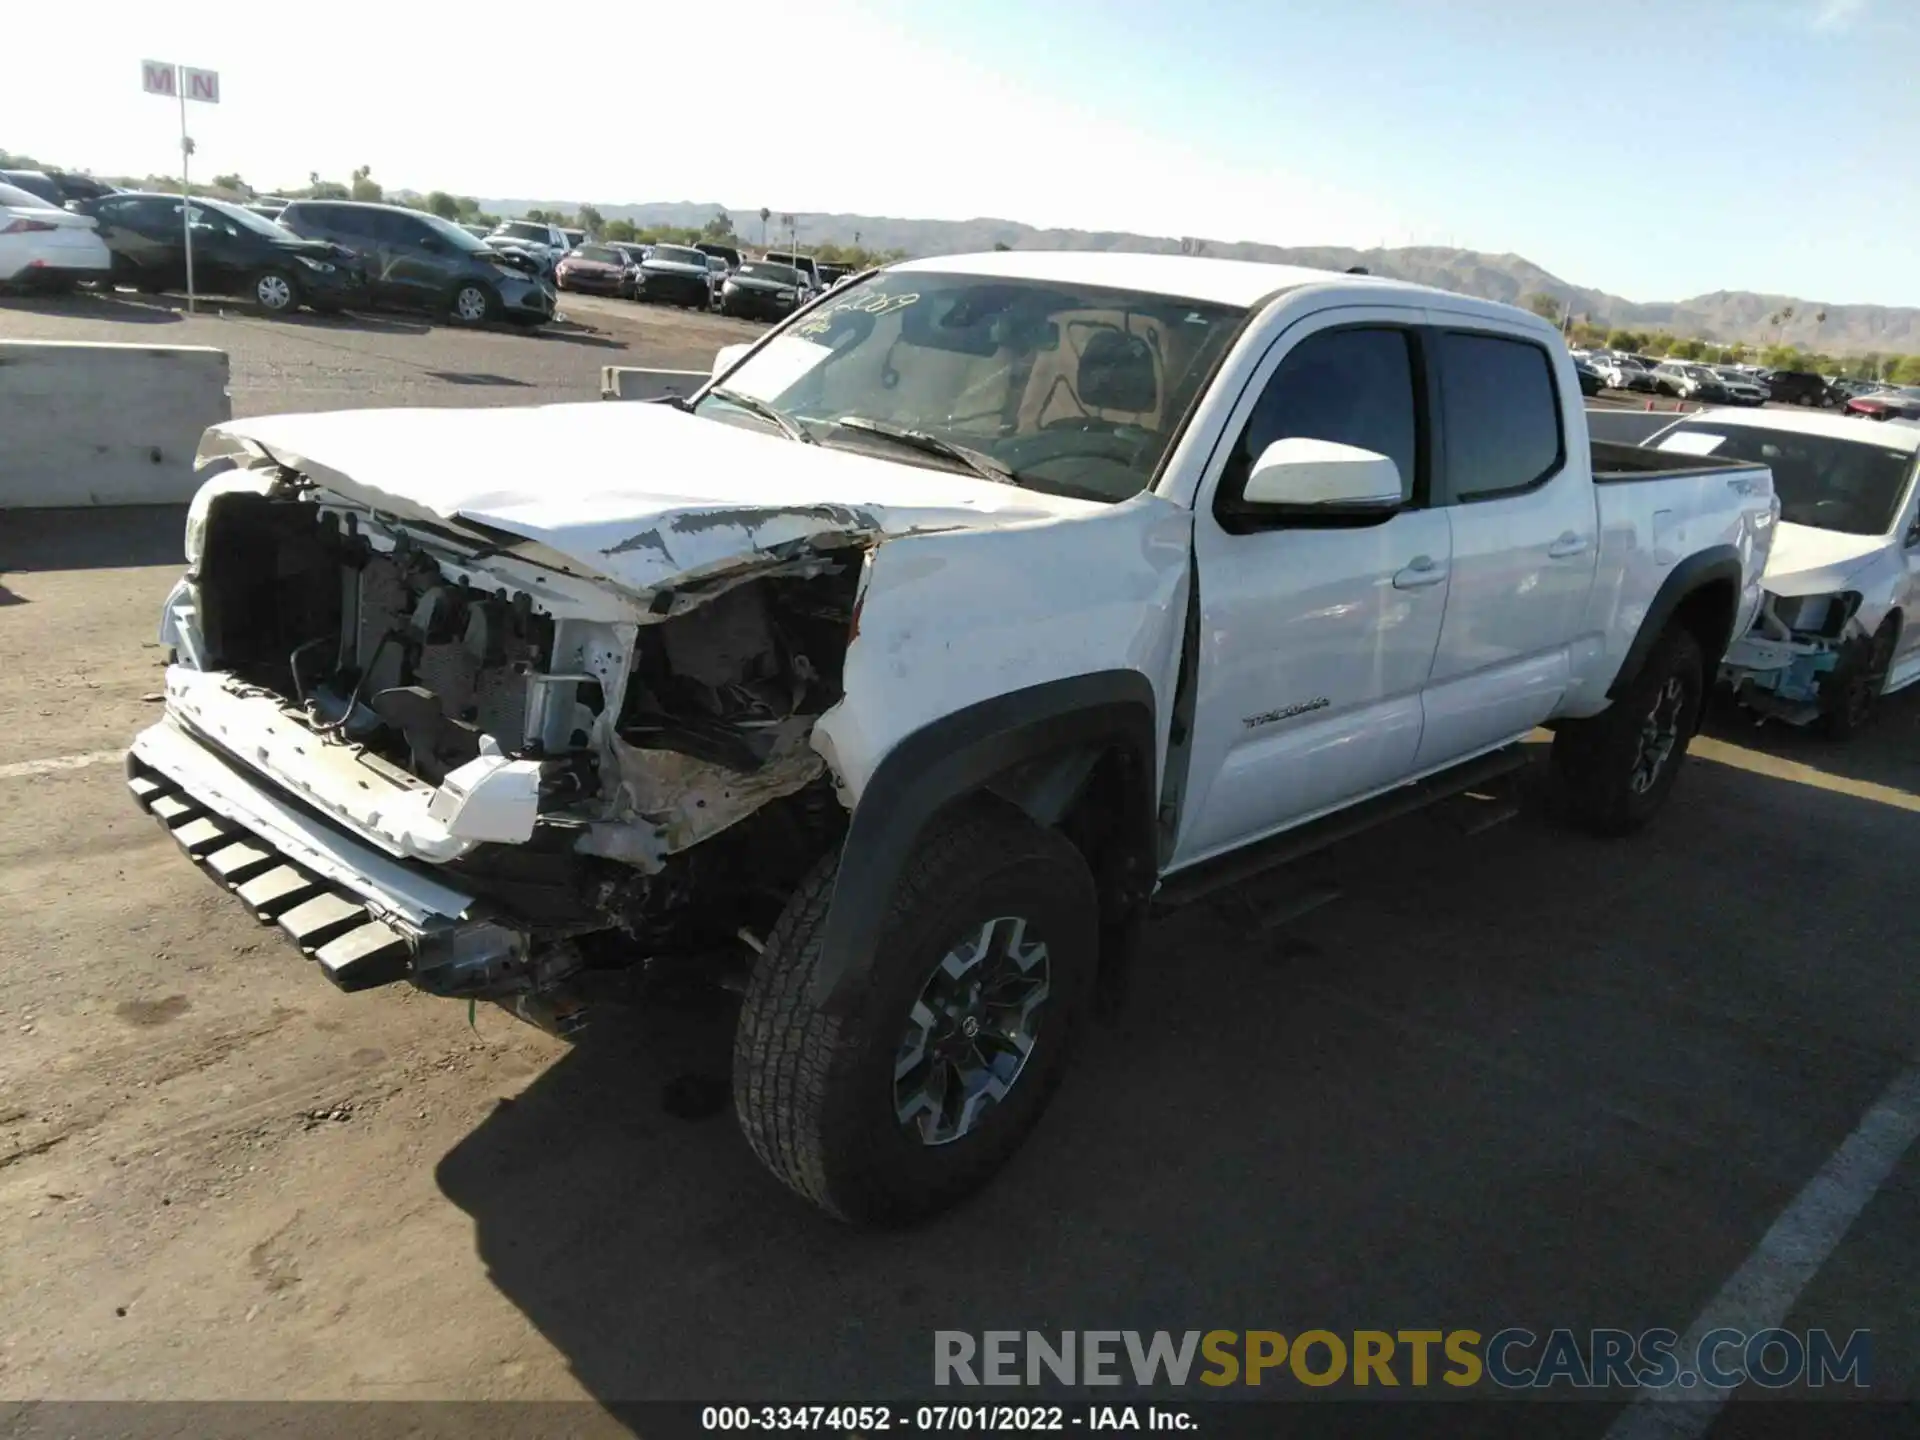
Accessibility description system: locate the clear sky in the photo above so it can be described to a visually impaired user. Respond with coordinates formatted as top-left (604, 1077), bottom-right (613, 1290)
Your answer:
top-left (7, 0), bottom-right (1915, 305)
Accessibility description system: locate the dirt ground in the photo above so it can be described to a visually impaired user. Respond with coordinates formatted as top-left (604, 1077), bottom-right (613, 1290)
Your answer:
top-left (3, 300), bottom-right (1919, 1433)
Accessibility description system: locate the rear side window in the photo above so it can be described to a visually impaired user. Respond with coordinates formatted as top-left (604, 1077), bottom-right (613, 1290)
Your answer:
top-left (1223, 327), bottom-right (1422, 510)
top-left (1438, 332), bottom-right (1564, 501)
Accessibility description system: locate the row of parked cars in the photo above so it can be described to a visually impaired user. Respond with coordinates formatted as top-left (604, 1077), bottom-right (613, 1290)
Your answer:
top-left (551, 236), bottom-right (855, 321)
top-left (1572, 347), bottom-right (1920, 418)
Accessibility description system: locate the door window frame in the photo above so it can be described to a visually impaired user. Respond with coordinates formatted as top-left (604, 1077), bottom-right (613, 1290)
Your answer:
top-left (1205, 313), bottom-right (1439, 535)
top-left (1427, 325), bottom-right (1570, 506)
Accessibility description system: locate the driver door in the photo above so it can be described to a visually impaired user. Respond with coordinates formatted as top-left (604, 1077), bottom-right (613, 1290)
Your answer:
top-left (1169, 309), bottom-right (1450, 870)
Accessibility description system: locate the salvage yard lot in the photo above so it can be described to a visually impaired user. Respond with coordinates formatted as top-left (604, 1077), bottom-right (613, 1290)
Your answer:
top-left (3, 303), bottom-right (1919, 1425)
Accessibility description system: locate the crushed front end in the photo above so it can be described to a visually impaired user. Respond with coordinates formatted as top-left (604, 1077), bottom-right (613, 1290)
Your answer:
top-left (1718, 590), bottom-right (1859, 725)
top-left (133, 456), bottom-right (864, 1033)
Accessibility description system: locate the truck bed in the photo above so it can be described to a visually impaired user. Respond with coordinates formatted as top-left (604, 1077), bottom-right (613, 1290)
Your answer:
top-left (1590, 437), bottom-right (1758, 484)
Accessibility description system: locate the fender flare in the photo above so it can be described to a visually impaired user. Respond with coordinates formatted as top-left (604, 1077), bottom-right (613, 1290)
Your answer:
top-left (1607, 545), bottom-right (1744, 700)
top-left (811, 671), bottom-right (1158, 1012)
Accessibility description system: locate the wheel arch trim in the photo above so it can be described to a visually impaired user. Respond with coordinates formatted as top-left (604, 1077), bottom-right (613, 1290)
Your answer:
top-left (810, 670), bottom-right (1158, 1012)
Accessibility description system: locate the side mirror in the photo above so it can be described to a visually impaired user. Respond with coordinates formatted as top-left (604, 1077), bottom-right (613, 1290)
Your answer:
top-left (1241, 437), bottom-right (1404, 509)
top-left (712, 342), bottom-right (752, 380)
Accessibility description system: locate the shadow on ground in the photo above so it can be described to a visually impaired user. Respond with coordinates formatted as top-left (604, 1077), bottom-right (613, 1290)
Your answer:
top-left (0, 505), bottom-right (187, 574)
top-left (436, 732), bottom-right (1920, 1415)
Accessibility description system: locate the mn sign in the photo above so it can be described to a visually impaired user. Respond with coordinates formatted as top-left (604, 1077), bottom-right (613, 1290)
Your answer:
top-left (141, 61), bottom-right (220, 103)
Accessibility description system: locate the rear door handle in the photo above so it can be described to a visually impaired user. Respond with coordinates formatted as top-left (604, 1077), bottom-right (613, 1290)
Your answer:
top-left (1547, 532), bottom-right (1591, 559)
top-left (1392, 555), bottom-right (1448, 590)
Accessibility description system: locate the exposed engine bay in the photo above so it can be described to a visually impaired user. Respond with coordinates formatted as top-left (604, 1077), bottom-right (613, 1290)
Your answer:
top-left (1720, 590), bottom-right (1861, 723)
top-left (180, 477), bottom-right (862, 976)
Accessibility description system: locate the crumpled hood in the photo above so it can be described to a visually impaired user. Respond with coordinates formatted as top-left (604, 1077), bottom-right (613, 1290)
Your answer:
top-left (207, 401), bottom-right (1100, 594)
top-left (1762, 521), bottom-right (1888, 597)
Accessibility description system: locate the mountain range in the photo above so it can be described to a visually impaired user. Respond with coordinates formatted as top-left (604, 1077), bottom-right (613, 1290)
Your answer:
top-left (483, 200), bottom-right (1920, 354)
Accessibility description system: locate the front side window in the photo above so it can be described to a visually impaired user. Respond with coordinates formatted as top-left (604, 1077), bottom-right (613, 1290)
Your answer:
top-left (1438, 332), bottom-right (1564, 501)
top-left (697, 271), bottom-right (1246, 503)
top-left (1222, 327), bottom-right (1421, 509)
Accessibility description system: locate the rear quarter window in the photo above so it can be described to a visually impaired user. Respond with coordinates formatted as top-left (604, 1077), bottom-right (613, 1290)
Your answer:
top-left (1438, 332), bottom-right (1565, 501)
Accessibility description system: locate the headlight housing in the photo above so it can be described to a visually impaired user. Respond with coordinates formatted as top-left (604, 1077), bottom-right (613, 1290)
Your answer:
top-left (295, 256), bottom-right (335, 273)
top-left (776, 288), bottom-right (795, 301)
top-left (1771, 591), bottom-right (1861, 637)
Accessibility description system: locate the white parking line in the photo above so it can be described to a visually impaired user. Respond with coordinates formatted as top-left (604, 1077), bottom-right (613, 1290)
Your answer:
top-left (0, 749), bottom-right (126, 782)
top-left (1605, 1064), bottom-right (1920, 1439)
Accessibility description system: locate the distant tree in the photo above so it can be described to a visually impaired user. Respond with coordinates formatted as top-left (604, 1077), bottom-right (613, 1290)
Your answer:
top-left (424, 191), bottom-right (461, 220)
top-left (1666, 337), bottom-right (1705, 361)
top-left (210, 172), bottom-right (251, 196)
top-left (349, 165), bottom-right (382, 203)
top-left (1891, 355), bottom-right (1920, 385)
top-left (577, 203), bottom-right (606, 236)
top-left (1641, 334), bottom-right (1674, 357)
top-left (993, 241), bottom-right (1013, 252)
top-left (758, 206), bottom-right (772, 246)
top-left (308, 180), bottom-right (350, 200)
top-left (1605, 328), bottom-right (1645, 352)
top-left (604, 218), bottom-right (638, 243)
top-left (702, 208), bottom-right (735, 241)
top-left (1569, 320), bottom-right (1608, 349)
top-left (1761, 344), bottom-right (1803, 369)
top-left (1520, 292), bottom-right (1562, 323)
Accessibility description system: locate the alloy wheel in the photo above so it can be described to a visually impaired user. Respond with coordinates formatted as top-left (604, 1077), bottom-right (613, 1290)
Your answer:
top-left (1629, 675), bottom-right (1687, 795)
top-left (893, 915), bottom-right (1051, 1147)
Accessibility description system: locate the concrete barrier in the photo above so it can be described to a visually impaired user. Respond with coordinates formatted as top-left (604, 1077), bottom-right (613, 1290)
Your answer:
top-left (0, 342), bottom-right (230, 507)
top-left (601, 366), bottom-right (711, 403)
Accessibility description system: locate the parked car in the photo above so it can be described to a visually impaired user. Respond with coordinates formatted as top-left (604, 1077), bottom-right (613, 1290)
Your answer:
top-left (561, 227), bottom-right (587, 252)
top-left (636, 243), bottom-right (715, 308)
top-left (1711, 367), bottom-right (1769, 405)
top-left (486, 219), bottom-right (570, 274)
top-left (281, 201), bottom-right (554, 325)
top-left (816, 262), bottom-right (853, 290)
top-left (1, 168), bottom-right (119, 206)
top-left (1572, 357), bottom-right (1605, 397)
top-left (718, 260), bottom-right (806, 320)
top-left (1648, 408), bottom-right (1920, 735)
top-left (1653, 362), bottom-right (1730, 403)
top-left (137, 254), bottom-right (1774, 1224)
top-left (1596, 354), bottom-right (1659, 392)
top-left (604, 242), bottom-right (651, 297)
top-left (695, 241), bottom-right (743, 270)
top-left (76, 192), bottom-right (368, 315)
top-left (1762, 369), bottom-right (1839, 408)
top-left (0, 179), bottom-right (112, 291)
top-left (760, 248), bottom-right (823, 297)
top-left (554, 243), bottom-right (633, 297)
top-left (1844, 386), bottom-right (1920, 422)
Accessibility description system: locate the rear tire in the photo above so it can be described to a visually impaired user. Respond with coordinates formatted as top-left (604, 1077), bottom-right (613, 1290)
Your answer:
top-left (733, 801), bottom-right (1098, 1225)
top-left (1552, 626), bottom-right (1704, 836)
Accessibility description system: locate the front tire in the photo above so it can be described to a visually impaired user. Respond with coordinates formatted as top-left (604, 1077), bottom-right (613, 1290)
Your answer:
top-left (1816, 618), bottom-right (1899, 740)
top-left (450, 280), bottom-right (495, 325)
top-left (1552, 626), bottom-right (1704, 836)
top-left (252, 268), bottom-right (299, 315)
top-left (734, 802), bottom-right (1098, 1225)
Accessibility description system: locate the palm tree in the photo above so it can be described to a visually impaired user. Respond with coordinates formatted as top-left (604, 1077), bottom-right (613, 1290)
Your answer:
top-left (759, 206), bottom-right (771, 247)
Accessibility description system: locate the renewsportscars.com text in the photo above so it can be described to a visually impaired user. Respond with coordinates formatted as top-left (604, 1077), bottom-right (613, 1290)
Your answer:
top-left (934, 1329), bottom-right (1871, 1391)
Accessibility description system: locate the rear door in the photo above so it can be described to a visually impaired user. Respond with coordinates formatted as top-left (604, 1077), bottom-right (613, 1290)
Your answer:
top-left (373, 211), bottom-right (453, 310)
top-left (1412, 323), bottom-right (1598, 768)
top-left (1171, 309), bottom-right (1451, 868)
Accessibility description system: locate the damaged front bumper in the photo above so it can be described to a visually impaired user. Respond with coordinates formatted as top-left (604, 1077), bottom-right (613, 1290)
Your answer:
top-left (1717, 592), bottom-right (1855, 724)
top-left (127, 717), bottom-right (585, 1034)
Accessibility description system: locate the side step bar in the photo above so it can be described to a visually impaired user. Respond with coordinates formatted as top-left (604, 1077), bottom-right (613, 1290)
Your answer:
top-left (1152, 745), bottom-right (1531, 912)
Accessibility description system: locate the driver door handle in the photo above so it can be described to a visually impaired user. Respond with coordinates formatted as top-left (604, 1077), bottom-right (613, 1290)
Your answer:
top-left (1392, 555), bottom-right (1448, 590)
top-left (1548, 531), bottom-right (1591, 559)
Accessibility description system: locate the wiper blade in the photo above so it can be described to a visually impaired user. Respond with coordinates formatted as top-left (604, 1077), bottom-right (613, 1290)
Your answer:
top-left (831, 416), bottom-right (1019, 486)
top-left (707, 387), bottom-right (815, 444)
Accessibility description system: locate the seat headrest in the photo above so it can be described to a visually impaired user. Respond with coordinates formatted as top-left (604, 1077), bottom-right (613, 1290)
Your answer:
top-left (1078, 330), bottom-right (1158, 413)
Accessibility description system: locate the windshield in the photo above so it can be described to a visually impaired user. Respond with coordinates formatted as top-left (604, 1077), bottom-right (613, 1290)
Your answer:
top-left (574, 245), bottom-right (622, 264)
top-left (738, 263), bottom-right (801, 284)
top-left (417, 211), bottom-right (490, 253)
top-left (494, 222), bottom-right (550, 243)
top-left (695, 271), bottom-right (1248, 503)
top-left (650, 246), bottom-right (707, 267)
top-left (1659, 422), bottom-right (1918, 536)
top-left (197, 197), bottom-right (299, 240)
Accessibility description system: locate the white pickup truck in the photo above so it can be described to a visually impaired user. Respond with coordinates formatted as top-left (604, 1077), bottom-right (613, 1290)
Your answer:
top-left (130, 252), bottom-right (1777, 1224)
